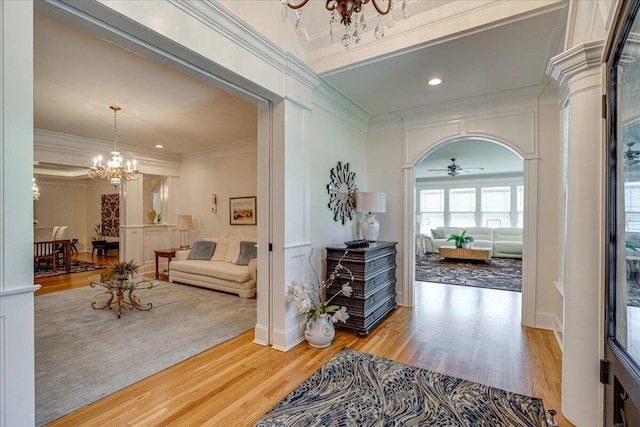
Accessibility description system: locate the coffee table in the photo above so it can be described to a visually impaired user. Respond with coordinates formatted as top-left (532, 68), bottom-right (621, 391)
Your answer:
top-left (438, 246), bottom-right (492, 262)
top-left (88, 273), bottom-right (159, 318)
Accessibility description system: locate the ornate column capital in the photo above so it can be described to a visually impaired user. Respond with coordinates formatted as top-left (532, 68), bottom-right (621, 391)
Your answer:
top-left (547, 40), bottom-right (605, 86)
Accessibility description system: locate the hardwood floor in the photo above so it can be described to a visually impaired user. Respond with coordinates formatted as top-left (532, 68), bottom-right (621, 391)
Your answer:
top-left (38, 266), bottom-right (571, 426)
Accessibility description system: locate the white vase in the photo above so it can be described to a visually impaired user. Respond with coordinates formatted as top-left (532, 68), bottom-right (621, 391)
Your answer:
top-left (304, 313), bottom-right (335, 348)
top-left (462, 241), bottom-right (472, 249)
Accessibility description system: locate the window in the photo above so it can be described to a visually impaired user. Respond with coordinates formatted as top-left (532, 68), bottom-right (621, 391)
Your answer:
top-left (625, 182), bottom-right (640, 231)
top-left (516, 185), bottom-right (524, 228)
top-left (449, 188), bottom-right (475, 227)
top-left (481, 186), bottom-right (511, 227)
top-left (419, 190), bottom-right (444, 233)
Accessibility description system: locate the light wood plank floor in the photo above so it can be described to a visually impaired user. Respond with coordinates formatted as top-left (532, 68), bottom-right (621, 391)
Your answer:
top-left (38, 260), bottom-right (571, 426)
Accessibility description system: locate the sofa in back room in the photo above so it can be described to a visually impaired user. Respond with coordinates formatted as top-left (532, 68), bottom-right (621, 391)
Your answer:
top-left (169, 236), bottom-right (257, 298)
top-left (423, 226), bottom-right (523, 258)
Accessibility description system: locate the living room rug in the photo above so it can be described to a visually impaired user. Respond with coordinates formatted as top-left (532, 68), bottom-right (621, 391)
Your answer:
top-left (35, 282), bottom-right (256, 426)
top-left (254, 347), bottom-right (547, 427)
top-left (34, 260), bottom-right (106, 279)
top-left (416, 253), bottom-right (522, 292)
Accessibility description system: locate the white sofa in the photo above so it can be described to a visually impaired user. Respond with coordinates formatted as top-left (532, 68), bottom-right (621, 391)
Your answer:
top-left (424, 226), bottom-right (523, 258)
top-left (169, 236), bottom-right (257, 298)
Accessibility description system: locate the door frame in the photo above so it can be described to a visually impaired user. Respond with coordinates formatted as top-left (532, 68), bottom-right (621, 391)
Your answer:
top-left (604, 0), bottom-right (640, 424)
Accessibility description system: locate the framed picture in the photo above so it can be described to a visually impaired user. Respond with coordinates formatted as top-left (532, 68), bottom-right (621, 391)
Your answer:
top-left (229, 196), bottom-right (257, 225)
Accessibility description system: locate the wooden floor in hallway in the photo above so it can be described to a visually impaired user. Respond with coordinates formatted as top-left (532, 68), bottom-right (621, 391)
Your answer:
top-left (38, 263), bottom-right (571, 426)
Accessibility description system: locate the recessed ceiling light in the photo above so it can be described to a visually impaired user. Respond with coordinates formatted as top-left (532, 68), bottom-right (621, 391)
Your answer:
top-left (427, 78), bottom-right (442, 86)
top-left (155, 144), bottom-right (163, 149)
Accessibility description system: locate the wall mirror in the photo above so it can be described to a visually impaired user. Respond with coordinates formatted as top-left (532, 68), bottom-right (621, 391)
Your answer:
top-left (143, 174), bottom-right (167, 224)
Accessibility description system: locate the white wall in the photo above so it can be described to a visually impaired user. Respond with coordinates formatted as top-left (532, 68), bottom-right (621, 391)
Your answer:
top-left (34, 178), bottom-right (88, 248)
top-left (308, 94), bottom-right (369, 265)
top-left (33, 178), bottom-right (118, 253)
top-left (178, 142), bottom-right (258, 242)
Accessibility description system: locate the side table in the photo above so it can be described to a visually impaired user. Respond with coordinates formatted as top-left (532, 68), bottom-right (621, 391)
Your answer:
top-left (155, 248), bottom-right (177, 278)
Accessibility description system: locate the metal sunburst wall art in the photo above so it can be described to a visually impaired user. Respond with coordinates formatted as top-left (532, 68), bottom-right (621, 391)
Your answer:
top-left (327, 161), bottom-right (358, 224)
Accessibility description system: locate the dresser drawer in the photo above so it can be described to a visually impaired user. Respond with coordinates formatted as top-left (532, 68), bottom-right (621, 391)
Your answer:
top-left (327, 267), bottom-right (396, 300)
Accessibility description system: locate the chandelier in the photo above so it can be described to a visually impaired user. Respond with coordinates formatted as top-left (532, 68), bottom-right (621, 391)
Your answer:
top-left (280, 0), bottom-right (409, 47)
top-left (88, 106), bottom-right (141, 187)
top-left (32, 177), bottom-right (40, 201)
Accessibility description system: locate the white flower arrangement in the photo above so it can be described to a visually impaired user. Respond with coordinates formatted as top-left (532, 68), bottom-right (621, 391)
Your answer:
top-left (286, 250), bottom-right (354, 323)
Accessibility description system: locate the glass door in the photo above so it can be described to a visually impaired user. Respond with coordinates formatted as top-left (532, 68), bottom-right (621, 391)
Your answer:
top-left (606, 1), bottom-right (640, 425)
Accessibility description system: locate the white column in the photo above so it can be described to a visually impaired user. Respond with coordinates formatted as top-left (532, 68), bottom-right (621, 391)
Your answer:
top-left (0, 1), bottom-right (36, 426)
top-left (270, 98), bottom-right (312, 351)
top-left (547, 41), bottom-right (605, 426)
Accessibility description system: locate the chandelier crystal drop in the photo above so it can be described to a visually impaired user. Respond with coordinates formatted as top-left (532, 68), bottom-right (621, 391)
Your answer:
top-left (280, 0), bottom-right (409, 47)
top-left (88, 106), bottom-right (141, 187)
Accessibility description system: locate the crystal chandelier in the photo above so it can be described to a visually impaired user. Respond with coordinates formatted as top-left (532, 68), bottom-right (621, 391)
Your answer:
top-left (88, 106), bottom-right (141, 187)
top-left (32, 177), bottom-right (40, 201)
top-left (281, 0), bottom-right (409, 47)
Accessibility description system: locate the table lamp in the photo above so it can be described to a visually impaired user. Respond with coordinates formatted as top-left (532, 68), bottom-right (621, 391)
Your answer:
top-left (177, 215), bottom-right (194, 249)
top-left (357, 192), bottom-right (386, 242)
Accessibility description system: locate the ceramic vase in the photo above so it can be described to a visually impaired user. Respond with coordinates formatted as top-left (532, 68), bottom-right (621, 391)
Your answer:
top-left (462, 241), bottom-right (472, 249)
top-left (305, 313), bottom-right (335, 348)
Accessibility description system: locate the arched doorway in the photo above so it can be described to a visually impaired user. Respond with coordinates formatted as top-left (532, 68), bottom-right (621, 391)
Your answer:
top-left (401, 128), bottom-right (539, 328)
top-left (414, 138), bottom-right (525, 301)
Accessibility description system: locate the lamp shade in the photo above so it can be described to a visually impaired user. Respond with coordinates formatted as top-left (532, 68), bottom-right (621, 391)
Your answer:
top-left (357, 192), bottom-right (386, 213)
top-left (176, 215), bottom-right (194, 231)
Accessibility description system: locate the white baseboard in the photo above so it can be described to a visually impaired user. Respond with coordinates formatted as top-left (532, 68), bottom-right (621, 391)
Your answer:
top-left (270, 322), bottom-right (306, 352)
top-left (252, 323), bottom-right (269, 346)
top-left (536, 310), bottom-right (563, 351)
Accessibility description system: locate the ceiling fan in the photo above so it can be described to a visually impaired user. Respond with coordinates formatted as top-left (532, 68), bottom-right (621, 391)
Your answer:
top-left (624, 141), bottom-right (640, 166)
top-left (427, 158), bottom-right (484, 177)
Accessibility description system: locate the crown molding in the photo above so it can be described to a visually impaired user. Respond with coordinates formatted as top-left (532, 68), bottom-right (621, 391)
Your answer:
top-left (394, 84), bottom-right (545, 126)
top-left (180, 138), bottom-right (257, 164)
top-left (172, 0), bottom-right (319, 91)
top-left (33, 129), bottom-right (182, 171)
top-left (313, 82), bottom-right (370, 132)
top-left (547, 40), bottom-right (606, 85)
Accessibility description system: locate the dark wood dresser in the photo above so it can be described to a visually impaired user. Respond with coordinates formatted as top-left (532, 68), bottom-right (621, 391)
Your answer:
top-left (325, 241), bottom-right (397, 336)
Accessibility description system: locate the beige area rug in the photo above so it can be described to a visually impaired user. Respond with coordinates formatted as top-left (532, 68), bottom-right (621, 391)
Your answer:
top-left (35, 281), bottom-right (256, 426)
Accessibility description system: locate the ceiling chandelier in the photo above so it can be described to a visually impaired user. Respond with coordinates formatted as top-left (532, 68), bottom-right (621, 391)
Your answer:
top-left (88, 106), bottom-right (141, 187)
top-left (280, 0), bottom-right (409, 47)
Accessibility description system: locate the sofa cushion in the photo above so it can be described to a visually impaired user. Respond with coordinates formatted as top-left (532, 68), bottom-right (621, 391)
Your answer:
top-left (188, 240), bottom-right (216, 260)
top-left (170, 260), bottom-right (251, 283)
top-left (212, 237), bottom-right (229, 262)
top-left (493, 227), bottom-right (523, 242)
top-left (236, 241), bottom-right (257, 266)
top-left (225, 237), bottom-right (241, 263)
top-left (465, 227), bottom-right (493, 241)
top-left (431, 228), bottom-right (445, 239)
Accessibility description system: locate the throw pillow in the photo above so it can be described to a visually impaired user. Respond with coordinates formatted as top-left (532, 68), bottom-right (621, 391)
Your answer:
top-left (235, 241), bottom-right (257, 266)
top-left (431, 228), bottom-right (445, 239)
top-left (225, 237), bottom-right (241, 263)
top-left (212, 237), bottom-right (228, 262)
top-left (187, 240), bottom-right (216, 260)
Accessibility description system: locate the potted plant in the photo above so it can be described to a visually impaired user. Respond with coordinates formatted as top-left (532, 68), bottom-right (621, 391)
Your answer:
top-left (447, 230), bottom-right (468, 248)
top-left (286, 250), bottom-right (354, 348)
top-left (106, 259), bottom-right (140, 282)
top-left (462, 235), bottom-right (474, 249)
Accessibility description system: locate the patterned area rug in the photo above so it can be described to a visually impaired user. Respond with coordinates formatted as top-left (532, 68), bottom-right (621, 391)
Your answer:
top-left (416, 253), bottom-right (522, 292)
top-left (255, 348), bottom-right (547, 427)
top-left (34, 260), bottom-right (106, 279)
